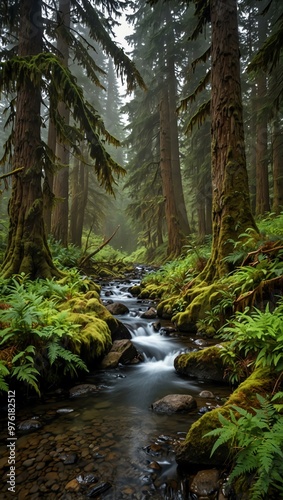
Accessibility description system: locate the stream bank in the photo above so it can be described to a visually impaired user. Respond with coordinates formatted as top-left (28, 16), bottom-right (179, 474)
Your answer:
top-left (0, 272), bottom-right (231, 499)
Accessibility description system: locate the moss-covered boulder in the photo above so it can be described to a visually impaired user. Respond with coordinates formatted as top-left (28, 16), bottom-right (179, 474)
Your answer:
top-left (68, 314), bottom-right (112, 363)
top-left (175, 368), bottom-right (274, 467)
top-left (174, 345), bottom-right (225, 382)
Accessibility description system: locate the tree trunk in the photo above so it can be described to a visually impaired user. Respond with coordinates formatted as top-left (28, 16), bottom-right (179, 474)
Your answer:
top-left (272, 114), bottom-right (283, 214)
top-left (69, 157), bottom-right (88, 247)
top-left (166, 14), bottom-right (190, 237)
top-left (255, 14), bottom-right (270, 216)
top-left (202, 0), bottom-right (257, 281)
top-left (51, 0), bottom-right (70, 246)
top-left (43, 120), bottom-right (56, 235)
top-left (1, 0), bottom-right (60, 279)
top-left (159, 87), bottom-right (183, 257)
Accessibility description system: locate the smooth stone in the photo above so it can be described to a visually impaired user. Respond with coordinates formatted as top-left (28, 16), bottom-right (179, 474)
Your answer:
top-left (18, 419), bottom-right (42, 431)
top-left (190, 469), bottom-right (220, 496)
top-left (56, 408), bottom-right (74, 414)
top-left (69, 384), bottom-right (98, 397)
top-left (65, 479), bottom-right (80, 491)
top-left (76, 473), bottom-right (97, 485)
top-left (151, 394), bottom-right (197, 414)
top-left (59, 452), bottom-right (78, 464)
top-left (140, 307), bottom-right (157, 319)
top-left (106, 302), bottom-right (129, 315)
top-left (22, 458), bottom-right (36, 467)
top-left (199, 390), bottom-right (215, 398)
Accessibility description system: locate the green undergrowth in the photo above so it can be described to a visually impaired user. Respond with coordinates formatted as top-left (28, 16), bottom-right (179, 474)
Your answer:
top-left (0, 271), bottom-right (112, 396)
top-left (139, 214), bottom-right (283, 334)
top-left (205, 392), bottom-right (283, 499)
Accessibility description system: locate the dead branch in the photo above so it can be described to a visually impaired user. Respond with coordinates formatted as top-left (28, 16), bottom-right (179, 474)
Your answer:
top-left (79, 225), bottom-right (120, 268)
top-left (0, 167), bottom-right (24, 180)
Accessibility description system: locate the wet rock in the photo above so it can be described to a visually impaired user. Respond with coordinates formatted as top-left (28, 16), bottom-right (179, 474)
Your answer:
top-left (199, 390), bottom-right (215, 399)
top-left (56, 408), bottom-right (74, 414)
top-left (87, 481), bottom-right (112, 497)
top-left (190, 469), bottom-right (220, 497)
top-left (18, 419), bottom-right (42, 431)
top-left (65, 478), bottom-right (80, 491)
top-left (100, 339), bottom-right (141, 369)
top-left (111, 319), bottom-right (131, 341)
top-left (151, 394), bottom-right (197, 414)
top-left (106, 302), bottom-right (129, 315)
top-left (198, 406), bottom-right (210, 415)
top-left (152, 321), bottom-right (161, 331)
top-left (22, 457), bottom-right (35, 468)
top-left (77, 473), bottom-right (98, 485)
top-left (69, 384), bottom-right (98, 398)
top-left (140, 307), bottom-right (157, 319)
top-left (59, 452), bottom-right (78, 464)
top-left (174, 346), bottom-right (225, 382)
top-left (159, 326), bottom-right (177, 336)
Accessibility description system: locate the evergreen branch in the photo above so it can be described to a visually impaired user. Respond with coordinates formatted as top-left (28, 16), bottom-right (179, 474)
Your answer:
top-left (74, 0), bottom-right (147, 92)
top-left (184, 99), bottom-right (211, 134)
top-left (177, 70), bottom-right (211, 113)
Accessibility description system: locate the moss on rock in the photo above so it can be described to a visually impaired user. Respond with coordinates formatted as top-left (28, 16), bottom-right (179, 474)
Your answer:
top-left (174, 345), bottom-right (226, 382)
top-left (175, 367), bottom-right (274, 467)
top-left (171, 283), bottom-right (226, 331)
top-left (70, 319), bottom-right (112, 362)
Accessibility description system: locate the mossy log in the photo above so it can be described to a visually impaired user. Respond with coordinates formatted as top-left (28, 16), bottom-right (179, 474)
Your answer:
top-left (175, 367), bottom-right (275, 467)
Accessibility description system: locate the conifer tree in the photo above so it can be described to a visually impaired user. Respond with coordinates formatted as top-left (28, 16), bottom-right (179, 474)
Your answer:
top-left (0, 0), bottom-right (145, 278)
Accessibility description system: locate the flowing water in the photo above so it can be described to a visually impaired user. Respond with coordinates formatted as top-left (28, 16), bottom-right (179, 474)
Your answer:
top-left (0, 274), bottom-right (230, 499)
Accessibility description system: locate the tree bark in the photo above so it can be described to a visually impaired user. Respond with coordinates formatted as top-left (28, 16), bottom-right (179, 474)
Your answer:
top-left (166, 13), bottom-right (190, 237)
top-left (51, 0), bottom-right (70, 246)
top-left (255, 14), bottom-right (270, 216)
top-left (159, 87), bottom-right (183, 257)
top-left (43, 119), bottom-right (56, 235)
top-left (272, 114), bottom-right (283, 214)
top-left (69, 156), bottom-right (88, 247)
top-left (202, 0), bottom-right (257, 281)
top-left (1, 0), bottom-right (60, 279)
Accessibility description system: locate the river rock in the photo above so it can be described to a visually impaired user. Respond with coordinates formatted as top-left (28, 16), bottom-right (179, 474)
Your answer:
top-left (174, 346), bottom-right (225, 382)
top-left (106, 302), bottom-right (129, 315)
top-left (69, 384), bottom-right (98, 397)
top-left (199, 390), bottom-right (215, 398)
top-left (100, 339), bottom-right (141, 369)
top-left (151, 394), bottom-right (197, 414)
top-left (159, 326), bottom-right (177, 336)
top-left (65, 479), bottom-right (80, 491)
top-left (190, 469), bottom-right (220, 497)
top-left (111, 319), bottom-right (131, 341)
top-left (140, 307), bottom-right (157, 319)
top-left (18, 419), bottom-right (42, 431)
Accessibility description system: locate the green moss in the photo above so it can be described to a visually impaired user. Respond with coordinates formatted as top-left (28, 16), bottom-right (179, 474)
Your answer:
top-left (156, 296), bottom-right (179, 318)
top-left (138, 284), bottom-right (164, 299)
top-left (172, 283), bottom-right (224, 329)
top-left (129, 285), bottom-right (141, 296)
top-left (174, 345), bottom-right (225, 381)
top-left (69, 318), bottom-right (112, 362)
top-left (175, 367), bottom-right (274, 467)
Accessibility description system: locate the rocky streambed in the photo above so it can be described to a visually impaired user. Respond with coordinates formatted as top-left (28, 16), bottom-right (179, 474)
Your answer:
top-left (0, 274), bottom-right (231, 499)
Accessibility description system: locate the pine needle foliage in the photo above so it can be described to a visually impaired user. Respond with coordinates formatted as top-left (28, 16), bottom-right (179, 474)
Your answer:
top-left (205, 393), bottom-right (283, 499)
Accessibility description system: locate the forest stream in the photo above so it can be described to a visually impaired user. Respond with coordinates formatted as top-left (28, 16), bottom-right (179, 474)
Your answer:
top-left (0, 271), bottom-right (231, 499)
